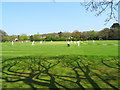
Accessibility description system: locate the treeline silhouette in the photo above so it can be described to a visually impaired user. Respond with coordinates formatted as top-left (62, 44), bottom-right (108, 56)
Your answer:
top-left (1, 23), bottom-right (120, 42)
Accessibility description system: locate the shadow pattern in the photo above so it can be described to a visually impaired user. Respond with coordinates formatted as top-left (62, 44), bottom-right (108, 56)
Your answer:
top-left (2, 56), bottom-right (119, 89)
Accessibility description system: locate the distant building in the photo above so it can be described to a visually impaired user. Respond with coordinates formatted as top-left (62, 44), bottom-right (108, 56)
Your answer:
top-left (40, 35), bottom-right (46, 39)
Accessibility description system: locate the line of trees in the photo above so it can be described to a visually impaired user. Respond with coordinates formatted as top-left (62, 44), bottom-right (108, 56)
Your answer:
top-left (0, 23), bottom-right (120, 42)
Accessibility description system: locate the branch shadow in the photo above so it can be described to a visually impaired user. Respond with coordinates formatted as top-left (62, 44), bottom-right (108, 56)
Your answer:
top-left (2, 56), bottom-right (119, 89)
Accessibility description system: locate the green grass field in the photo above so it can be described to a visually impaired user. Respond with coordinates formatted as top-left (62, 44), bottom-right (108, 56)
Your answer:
top-left (2, 40), bottom-right (118, 57)
top-left (1, 40), bottom-right (119, 89)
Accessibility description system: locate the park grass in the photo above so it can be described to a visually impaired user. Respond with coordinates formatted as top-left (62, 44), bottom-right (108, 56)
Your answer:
top-left (2, 40), bottom-right (118, 58)
top-left (1, 40), bottom-right (119, 89)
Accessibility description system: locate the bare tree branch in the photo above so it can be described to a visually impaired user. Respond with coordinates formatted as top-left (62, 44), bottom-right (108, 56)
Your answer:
top-left (81, 0), bottom-right (120, 24)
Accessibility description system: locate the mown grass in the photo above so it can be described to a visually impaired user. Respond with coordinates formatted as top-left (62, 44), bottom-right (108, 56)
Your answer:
top-left (2, 55), bottom-right (119, 89)
top-left (1, 40), bottom-right (119, 89)
top-left (2, 40), bottom-right (118, 58)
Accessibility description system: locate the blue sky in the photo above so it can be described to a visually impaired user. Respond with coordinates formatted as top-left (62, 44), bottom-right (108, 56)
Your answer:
top-left (2, 2), bottom-right (118, 35)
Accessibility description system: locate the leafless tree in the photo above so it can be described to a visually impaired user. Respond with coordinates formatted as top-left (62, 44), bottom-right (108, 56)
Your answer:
top-left (53, 0), bottom-right (120, 24)
top-left (81, 0), bottom-right (120, 24)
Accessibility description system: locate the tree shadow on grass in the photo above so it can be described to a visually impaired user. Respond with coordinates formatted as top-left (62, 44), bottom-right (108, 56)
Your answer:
top-left (2, 56), bottom-right (119, 89)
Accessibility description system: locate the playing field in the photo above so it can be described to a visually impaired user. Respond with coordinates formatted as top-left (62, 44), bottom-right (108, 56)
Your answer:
top-left (1, 40), bottom-right (119, 89)
top-left (2, 40), bottom-right (118, 57)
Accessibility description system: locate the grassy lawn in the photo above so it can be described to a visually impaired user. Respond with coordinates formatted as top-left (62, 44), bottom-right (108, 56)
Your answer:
top-left (2, 40), bottom-right (118, 57)
top-left (1, 40), bottom-right (119, 89)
